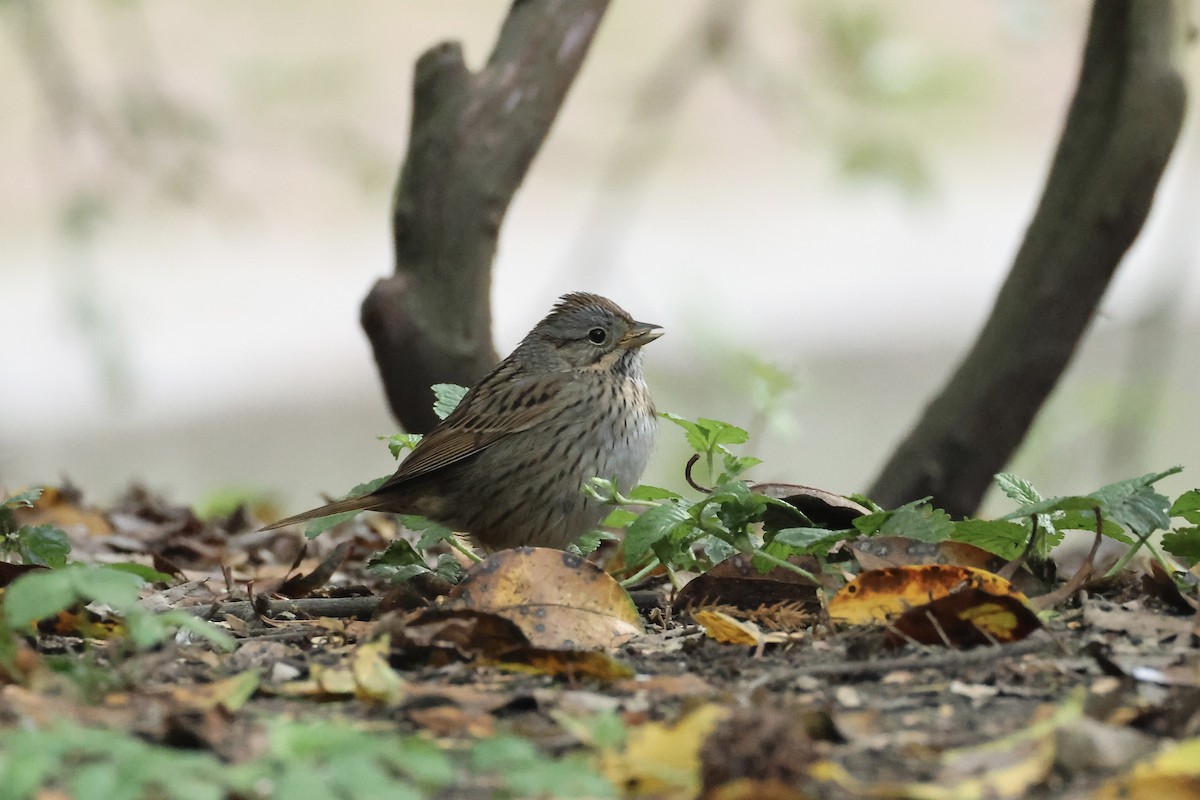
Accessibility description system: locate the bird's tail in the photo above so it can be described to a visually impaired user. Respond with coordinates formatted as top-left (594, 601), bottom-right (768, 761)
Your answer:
top-left (260, 493), bottom-right (382, 531)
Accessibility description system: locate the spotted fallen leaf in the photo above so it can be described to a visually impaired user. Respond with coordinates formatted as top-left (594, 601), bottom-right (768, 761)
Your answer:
top-left (850, 536), bottom-right (1045, 596)
top-left (692, 609), bottom-right (801, 648)
top-left (883, 587), bottom-right (1043, 648)
top-left (827, 565), bottom-right (1028, 625)
top-left (598, 703), bottom-right (730, 798)
top-left (450, 546), bottom-right (643, 650)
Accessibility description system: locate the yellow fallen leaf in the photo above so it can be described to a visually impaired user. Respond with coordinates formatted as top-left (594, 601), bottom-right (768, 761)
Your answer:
top-left (1095, 738), bottom-right (1200, 800)
top-left (598, 703), bottom-right (729, 798)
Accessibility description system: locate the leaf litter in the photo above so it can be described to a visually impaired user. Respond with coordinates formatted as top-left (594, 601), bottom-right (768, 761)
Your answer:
top-left (2, 481), bottom-right (1200, 798)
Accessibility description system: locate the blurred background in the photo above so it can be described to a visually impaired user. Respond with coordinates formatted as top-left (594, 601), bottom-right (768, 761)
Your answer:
top-left (3, 1), bottom-right (1198, 517)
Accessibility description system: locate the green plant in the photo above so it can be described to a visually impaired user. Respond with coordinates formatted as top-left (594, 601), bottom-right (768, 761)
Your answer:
top-left (2, 563), bottom-right (234, 654)
top-left (0, 489), bottom-right (70, 567)
top-left (0, 718), bottom-right (615, 800)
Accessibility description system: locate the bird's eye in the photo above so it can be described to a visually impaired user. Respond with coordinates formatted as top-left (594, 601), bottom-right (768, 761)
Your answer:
top-left (587, 327), bottom-right (608, 345)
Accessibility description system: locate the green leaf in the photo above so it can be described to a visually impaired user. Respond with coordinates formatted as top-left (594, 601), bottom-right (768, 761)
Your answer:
top-left (72, 565), bottom-right (144, 609)
top-left (1089, 469), bottom-right (1180, 537)
top-left (995, 473), bottom-right (1043, 506)
top-left (999, 495), bottom-right (1098, 519)
top-left (950, 519), bottom-right (1031, 560)
top-left (880, 505), bottom-right (954, 542)
top-left (367, 540), bottom-right (430, 583)
top-left (398, 515), bottom-right (457, 550)
top-left (624, 502), bottom-right (691, 566)
top-left (2, 489), bottom-right (43, 510)
top-left (770, 526), bottom-right (849, 556)
top-left (851, 499), bottom-right (951, 542)
top-left (431, 553), bottom-right (465, 584)
top-left (1162, 526), bottom-right (1200, 567)
top-left (629, 484), bottom-right (683, 502)
top-left (1169, 490), bottom-right (1200, 525)
top-left (303, 475), bottom-right (390, 539)
top-left (721, 454), bottom-right (762, 480)
top-left (380, 432), bottom-right (423, 459)
top-left (432, 383), bottom-right (467, 420)
top-left (3, 569), bottom-right (77, 627)
top-left (660, 413), bottom-right (748, 455)
top-left (601, 508), bottom-right (638, 529)
top-left (14, 524), bottom-right (70, 567)
top-left (569, 529), bottom-right (614, 557)
top-left (102, 562), bottom-right (174, 584)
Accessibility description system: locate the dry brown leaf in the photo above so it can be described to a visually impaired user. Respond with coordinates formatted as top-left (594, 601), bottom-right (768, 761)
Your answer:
top-left (166, 671), bottom-right (260, 713)
top-left (672, 553), bottom-right (823, 613)
top-left (449, 546), bottom-right (643, 650)
top-left (883, 587), bottom-right (1043, 648)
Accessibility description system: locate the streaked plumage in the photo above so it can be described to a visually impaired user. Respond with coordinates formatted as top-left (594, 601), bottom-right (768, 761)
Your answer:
top-left (264, 292), bottom-right (661, 550)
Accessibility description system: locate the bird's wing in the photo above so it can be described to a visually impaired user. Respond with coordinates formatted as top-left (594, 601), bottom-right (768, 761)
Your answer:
top-left (379, 368), bottom-right (567, 488)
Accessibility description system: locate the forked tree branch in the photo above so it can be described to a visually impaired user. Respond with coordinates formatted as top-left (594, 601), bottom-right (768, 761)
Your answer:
top-left (362, 0), bottom-right (610, 432)
top-left (869, 0), bottom-right (1189, 515)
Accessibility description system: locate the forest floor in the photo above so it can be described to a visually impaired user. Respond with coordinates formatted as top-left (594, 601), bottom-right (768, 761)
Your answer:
top-left (2, 484), bottom-right (1199, 800)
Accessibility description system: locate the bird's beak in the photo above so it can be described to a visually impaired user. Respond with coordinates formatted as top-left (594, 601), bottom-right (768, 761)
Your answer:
top-left (619, 322), bottom-right (664, 349)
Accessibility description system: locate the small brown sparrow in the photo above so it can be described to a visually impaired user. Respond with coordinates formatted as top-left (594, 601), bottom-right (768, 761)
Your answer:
top-left (264, 292), bottom-right (661, 550)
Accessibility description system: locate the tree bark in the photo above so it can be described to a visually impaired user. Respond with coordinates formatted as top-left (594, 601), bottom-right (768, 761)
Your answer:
top-left (362, 0), bottom-right (610, 433)
top-left (869, 0), bottom-right (1189, 516)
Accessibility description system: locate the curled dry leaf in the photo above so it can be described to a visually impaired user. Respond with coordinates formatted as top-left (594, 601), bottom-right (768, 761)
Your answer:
top-left (850, 536), bottom-right (1046, 596)
top-left (752, 483), bottom-right (870, 531)
top-left (827, 565), bottom-right (1029, 625)
top-left (692, 609), bottom-right (802, 648)
top-left (672, 553), bottom-right (823, 614)
top-left (449, 546), bottom-right (643, 650)
top-left (883, 587), bottom-right (1043, 649)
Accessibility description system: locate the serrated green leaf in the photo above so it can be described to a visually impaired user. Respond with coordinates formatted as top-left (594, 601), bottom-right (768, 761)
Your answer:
top-left (698, 417), bottom-right (749, 446)
top-left (1169, 490), bottom-right (1200, 525)
top-left (432, 553), bottom-right (465, 583)
top-left (624, 502), bottom-right (691, 565)
top-left (303, 475), bottom-right (390, 539)
top-left (601, 508), bottom-right (638, 529)
top-left (2, 489), bottom-right (43, 510)
top-left (72, 565), bottom-right (144, 609)
top-left (881, 505), bottom-right (954, 542)
top-left (398, 515), bottom-right (457, 550)
top-left (14, 524), bottom-right (70, 567)
top-left (852, 497), bottom-right (931, 536)
top-left (995, 473), bottom-right (1043, 506)
top-left (771, 526), bottom-right (849, 556)
top-left (721, 454), bottom-right (762, 480)
top-left (950, 518), bottom-right (1031, 560)
top-left (380, 433), bottom-right (423, 459)
top-left (1089, 470), bottom-right (1178, 537)
top-left (431, 383), bottom-right (467, 420)
top-left (102, 562), bottom-right (174, 584)
top-left (999, 495), bottom-right (1098, 520)
top-left (3, 569), bottom-right (77, 627)
top-left (1162, 526), bottom-right (1200, 567)
top-left (629, 484), bottom-right (683, 502)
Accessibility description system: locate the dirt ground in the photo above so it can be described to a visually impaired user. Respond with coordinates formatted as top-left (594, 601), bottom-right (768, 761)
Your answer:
top-left (4, 485), bottom-right (1199, 799)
